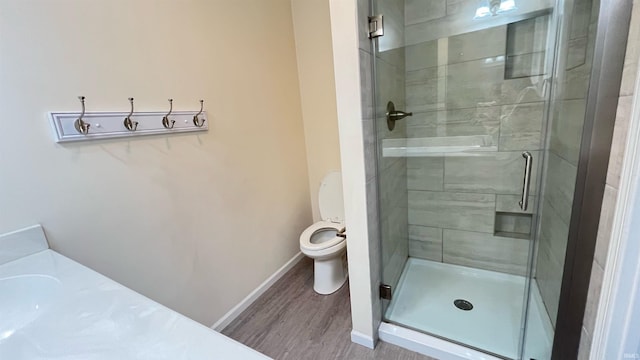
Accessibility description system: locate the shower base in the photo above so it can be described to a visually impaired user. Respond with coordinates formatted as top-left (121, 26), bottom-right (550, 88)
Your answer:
top-left (383, 258), bottom-right (552, 359)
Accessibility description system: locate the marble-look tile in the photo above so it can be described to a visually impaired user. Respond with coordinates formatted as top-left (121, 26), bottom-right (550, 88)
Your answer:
top-left (408, 191), bottom-right (495, 233)
top-left (376, 54), bottom-right (406, 116)
top-left (619, 3), bottom-right (639, 96)
top-left (445, 0), bottom-right (474, 17)
top-left (407, 157), bottom-right (444, 191)
top-left (357, 0), bottom-right (372, 52)
top-left (549, 99), bottom-right (587, 165)
top-left (444, 151), bottom-right (539, 195)
top-left (378, 46), bottom-right (405, 69)
top-left (499, 102), bottom-right (545, 150)
top-left (594, 185), bottom-right (618, 267)
top-left (381, 205), bottom-right (408, 266)
top-left (577, 327), bottom-right (592, 360)
top-left (448, 26), bottom-right (506, 64)
top-left (405, 40), bottom-right (439, 72)
top-left (406, 66), bottom-right (442, 113)
top-left (544, 151), bottom-right (578, 224)
top-left (442, 229), bottom-right (530, 275)
top-left (505, 52), bottom-right (546, 79)
top-left (359, 49), bottom-right (374, 120)
top-left (506, 15), bottom-right (549, 56)
top-left (501, 76), bottom-right (546, 105)
top-left (446, 59), bottom-right (504, 109)
top-left (379, 159), bottom-right (407, 209)
top-left (496, 194), bottom-right (535, 214)
top-left (406, 106), bottom-right (501, 142)
top-left (383, 243), bottom-right (408, 288)
top-left (535, 198), bottom-right (570, 326)
top-left (583, 261), bottom-right (604, 335)
top-left (408, 225), bottom-right (443, 261)
top-left (619, 60), bottom-right (639, 97)
top-left (538, 199), bottom-right (570, 268)
top-left (495, 212), bottom-right (532, 235)
top-left (535, 231), bottom-right (564, 326)
top-left (562, 61), bottom-right (591, 100)
top-left (566, 36), bottom-right (588, 70)
top-left (376, 0), bottom-right (405, 53)
top-left (569, 0), bottom-right (593, 40)
top-left (363, 119), bottom-right (377, 182)
top-left (405, 0), bottom-right (446, 25)
top-left (606, 96), bottom-right (633, 188)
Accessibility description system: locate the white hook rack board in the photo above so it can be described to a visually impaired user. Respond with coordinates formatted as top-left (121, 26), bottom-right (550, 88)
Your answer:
top-left (49, 111), bottom-right (208, 143)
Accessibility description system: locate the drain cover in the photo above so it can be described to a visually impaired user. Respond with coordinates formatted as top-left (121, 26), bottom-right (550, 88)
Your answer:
top-left (454, 299), bottom-right (473, 311)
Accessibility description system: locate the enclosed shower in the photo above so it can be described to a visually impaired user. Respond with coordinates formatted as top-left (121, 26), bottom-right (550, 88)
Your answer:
top-left (370, 0), bottom-right (598, 358)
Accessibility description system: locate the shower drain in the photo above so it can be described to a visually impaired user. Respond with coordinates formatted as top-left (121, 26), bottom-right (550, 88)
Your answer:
top-left (453, 299), bottom-right (473, 311)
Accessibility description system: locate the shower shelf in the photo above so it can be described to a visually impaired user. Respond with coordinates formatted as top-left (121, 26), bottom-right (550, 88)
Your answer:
top-left (382, 136), bottom-right (497, 157)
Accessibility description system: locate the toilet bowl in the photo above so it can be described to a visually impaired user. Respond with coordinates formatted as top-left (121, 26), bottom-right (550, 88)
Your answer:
top-left (300, 172), bottom-right (348, 295)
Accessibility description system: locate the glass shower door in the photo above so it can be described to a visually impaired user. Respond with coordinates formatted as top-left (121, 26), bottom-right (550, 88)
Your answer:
top-left (373, 0), bottom-right (559, 358)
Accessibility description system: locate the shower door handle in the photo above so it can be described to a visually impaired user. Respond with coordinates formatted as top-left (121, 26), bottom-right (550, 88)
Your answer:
top-left (519, 151), bottom-right (533, 211)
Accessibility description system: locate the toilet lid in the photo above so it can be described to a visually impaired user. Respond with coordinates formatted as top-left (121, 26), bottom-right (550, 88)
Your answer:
top-left (318, 172), bottom-right (344, 223)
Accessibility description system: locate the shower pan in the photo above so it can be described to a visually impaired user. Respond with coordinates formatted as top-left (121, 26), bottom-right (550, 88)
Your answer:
top-left (369, 0), bottom-right (609, 358)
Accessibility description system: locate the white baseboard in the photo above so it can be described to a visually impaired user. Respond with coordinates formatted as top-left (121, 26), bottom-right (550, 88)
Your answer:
top-left (351, 330), bottom-right (376, 349)
top-left (211, 251), bottom-right (305, 331)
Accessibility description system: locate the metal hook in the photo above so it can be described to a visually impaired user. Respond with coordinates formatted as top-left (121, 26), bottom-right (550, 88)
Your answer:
top-left (193, 100), bottom-right (206, 127)
top-left (74, 96), bottom-right (90, 135)
top-left (123, 97), bottom-right (138, 131)
top-left (162, 99), bottom-right (175, 129)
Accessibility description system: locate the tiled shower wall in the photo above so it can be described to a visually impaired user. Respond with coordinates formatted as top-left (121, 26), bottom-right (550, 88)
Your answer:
top-left (535, 0), bottom-right (596, 327)
top-left (402, 5), bottom-right (549, 276)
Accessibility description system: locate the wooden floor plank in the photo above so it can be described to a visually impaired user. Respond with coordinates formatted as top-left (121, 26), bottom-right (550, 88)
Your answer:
top-left (222, 257), bottom-right (436, 360)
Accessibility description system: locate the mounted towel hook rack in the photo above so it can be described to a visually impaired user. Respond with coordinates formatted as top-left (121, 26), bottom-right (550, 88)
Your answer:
top-left (123, 97), bottom-right (138, 131)
top-left (193, 100), bottom-right (206, 127)
top-left (74, 96), bottom-right (90, 135)
top-left (162, 99), bottom-right (175, 129)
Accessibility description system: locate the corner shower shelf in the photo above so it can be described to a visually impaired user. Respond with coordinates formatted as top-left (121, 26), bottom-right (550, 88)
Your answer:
top-left (382, 135), bottom-right (497, 157)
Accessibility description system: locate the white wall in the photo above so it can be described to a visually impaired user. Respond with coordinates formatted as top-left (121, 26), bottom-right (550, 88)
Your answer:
top-left (329, 0), bottom-right (377, 348)
top-left (0, 0), bottom-right (312, 327)
top-left (291, 0), bottom-right (341, 221)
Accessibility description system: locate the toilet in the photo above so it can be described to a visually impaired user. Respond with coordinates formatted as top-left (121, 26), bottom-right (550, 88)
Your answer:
top-left (299, 171), bottom-right (348, 295)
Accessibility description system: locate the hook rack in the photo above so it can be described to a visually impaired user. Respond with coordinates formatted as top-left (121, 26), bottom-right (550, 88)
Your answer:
top-left (49, 96), bottom-right (208, 143)
top-left (74, 96), bottom-right (90, 135)
top-left (123, 97), bottom-right (138, 131)
top-left (162, 99), bottom-right (175, 129)
top-left (193, 100), bottom-right (206, 127)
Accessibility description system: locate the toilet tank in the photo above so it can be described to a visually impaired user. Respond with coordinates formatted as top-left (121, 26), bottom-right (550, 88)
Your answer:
top-left (318, 172), bottom-right (344, 223)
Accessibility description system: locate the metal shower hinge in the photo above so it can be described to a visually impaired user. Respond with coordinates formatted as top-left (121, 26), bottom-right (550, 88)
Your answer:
top-left (368, 14), bottom-right (384, 39)
top-left (379, 284), bottom-right (392, 300)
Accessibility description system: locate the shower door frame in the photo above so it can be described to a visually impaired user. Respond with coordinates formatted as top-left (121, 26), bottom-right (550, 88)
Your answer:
top-left (551, 0), bottom-right (633, 357)
top-left (370, 1), bottom-right (559, 358)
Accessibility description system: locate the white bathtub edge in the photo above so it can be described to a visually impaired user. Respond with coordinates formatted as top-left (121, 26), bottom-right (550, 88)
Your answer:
top-left (378, 322), bottom-right (502, 360)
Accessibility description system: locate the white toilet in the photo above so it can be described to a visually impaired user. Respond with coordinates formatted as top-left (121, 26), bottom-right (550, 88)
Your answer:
top-left (299, 171), bottom-right (348, 295)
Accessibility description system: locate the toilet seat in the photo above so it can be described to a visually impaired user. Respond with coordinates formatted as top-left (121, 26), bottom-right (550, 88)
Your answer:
top-left (299, 221), bottom-right (345, 257)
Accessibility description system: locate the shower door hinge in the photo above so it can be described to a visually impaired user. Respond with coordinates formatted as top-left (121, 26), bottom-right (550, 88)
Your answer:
top-left (379, 284), bottom-right (392, 300)
top-left (368, 14), bottom-right (384, 39)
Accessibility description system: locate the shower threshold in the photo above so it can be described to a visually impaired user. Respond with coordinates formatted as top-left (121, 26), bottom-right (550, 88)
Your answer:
top-left (383, 258), bottom-right (552, 359)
